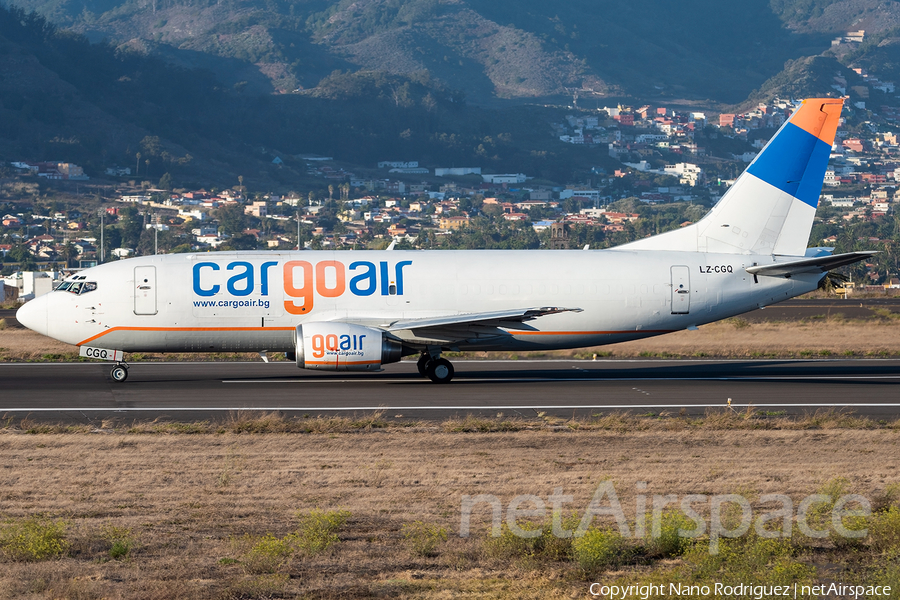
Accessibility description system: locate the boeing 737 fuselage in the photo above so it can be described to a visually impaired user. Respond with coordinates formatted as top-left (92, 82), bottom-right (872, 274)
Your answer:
top-left (16, 98), bottom-right (874, 383)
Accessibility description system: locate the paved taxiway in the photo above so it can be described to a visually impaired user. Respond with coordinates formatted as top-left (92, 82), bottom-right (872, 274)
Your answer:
top-left (2, 359), bottom-right (898, 423)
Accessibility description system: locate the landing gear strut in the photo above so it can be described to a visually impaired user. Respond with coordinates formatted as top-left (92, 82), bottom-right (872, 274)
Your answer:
top-left (416, 353), bottom-right (454, 383)
top-left (110, 362), bottom-right (129, 383)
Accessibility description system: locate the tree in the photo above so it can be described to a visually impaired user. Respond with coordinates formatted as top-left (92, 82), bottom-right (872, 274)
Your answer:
top-left (158, 172), bottom-right (173, 191)
top-left (8, 245), bottom-right (31, 263)
top-left (215, 204), bottom-right (248, 236)
top-left (99, 225), bottom-right (122, 255)
top-left (222, 234), bottom-right (258, 250)
top-left (118, 206), bottom-right (144, 248)
top-left (140, 136), bottom-right (161, 157)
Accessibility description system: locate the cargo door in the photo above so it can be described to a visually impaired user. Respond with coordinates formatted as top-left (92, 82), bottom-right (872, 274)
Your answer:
top-left (671, 265), bottom-right (690, 314)
top-left (134, 266), bottom-right (158, 315)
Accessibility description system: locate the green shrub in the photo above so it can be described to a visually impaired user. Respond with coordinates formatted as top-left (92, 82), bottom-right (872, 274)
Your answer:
top-left (571, 528), bottom-right (629, 574)
top-left (482, 519), bottom-right (576, 562)
top-left (684, 534), bottom-right (814, 586)
top-left (402, 521), bottom-right (448, 557)
top-left (872, 483), bottom-right (900, 513)
top-left (869, 506), bottom-right (900, 554)
top-left (870, 558), bottom-right (900, 594)
top-left (0, 516), bottom-right (70, 561)
top-left (241, 533), bottom-right (295, 575)
top-left (101, 524), bottom-right (136, 560)
top-left (646, 510), bottom-right (695, 558)
top-left (483, 523), bottom-right (538, 559)
top-left (293, 509), bottom-right (350, 556)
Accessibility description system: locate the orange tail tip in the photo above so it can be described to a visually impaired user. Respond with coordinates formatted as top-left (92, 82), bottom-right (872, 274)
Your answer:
top-left (788, 98), bottom-right (844, 146)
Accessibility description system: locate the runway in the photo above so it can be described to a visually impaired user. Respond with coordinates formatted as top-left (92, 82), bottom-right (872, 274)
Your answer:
top-left (2, 359), bottom-right (899, 423)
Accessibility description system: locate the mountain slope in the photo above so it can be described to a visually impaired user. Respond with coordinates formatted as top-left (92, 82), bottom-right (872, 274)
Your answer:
top-left (0, 5), bottom-right (623, 188)
top-left (7, 0), bottom-right (877, 104)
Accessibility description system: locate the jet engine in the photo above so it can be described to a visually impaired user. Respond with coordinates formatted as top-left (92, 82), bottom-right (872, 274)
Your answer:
top-left (294, 322), bottom-right (402, 371)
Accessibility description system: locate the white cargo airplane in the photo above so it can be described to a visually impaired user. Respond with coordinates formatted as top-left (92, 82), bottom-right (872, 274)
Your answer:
top-left (17, 98), bottom-right (873, 383)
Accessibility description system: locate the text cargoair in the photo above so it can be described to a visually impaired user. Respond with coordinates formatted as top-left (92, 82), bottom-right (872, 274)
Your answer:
top-left (192, 259), bottom-right (413, 314)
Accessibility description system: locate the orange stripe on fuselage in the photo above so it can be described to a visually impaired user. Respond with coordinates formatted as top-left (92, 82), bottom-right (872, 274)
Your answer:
top-left (304, 360), bottom-right (382, 366)
top-left (77, 326), bottom-right (295, 347)
top-left (509, 330), bottom-right (676, 336)
top-left (77, 326), bottom-right (677, 348)
top-left (788, 98), bottom-right (843, 145)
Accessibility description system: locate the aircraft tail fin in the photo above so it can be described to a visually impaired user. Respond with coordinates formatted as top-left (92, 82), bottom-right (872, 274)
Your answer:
top-left (620, 98), bottom-right (843, 256)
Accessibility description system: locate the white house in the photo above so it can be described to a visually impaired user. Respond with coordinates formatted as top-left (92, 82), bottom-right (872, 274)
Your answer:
top-left (378, 161), bottom-right (419, 169)
top-left (434, 167), bottom-right (482, 177)
top-left (482, 173), bottom-right (527, 184)
top-left (179, 209), bottom-right (206, 221)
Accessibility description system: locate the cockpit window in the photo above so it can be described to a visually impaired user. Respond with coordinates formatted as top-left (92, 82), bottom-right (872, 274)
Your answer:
top-left (55, 279), bottom-right (97, 294)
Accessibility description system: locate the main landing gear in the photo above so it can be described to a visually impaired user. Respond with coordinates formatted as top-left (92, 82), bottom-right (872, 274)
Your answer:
top-left (416, 353), bottom-right (454, 383)
top-left (110, 362), bottom-right (129, 383)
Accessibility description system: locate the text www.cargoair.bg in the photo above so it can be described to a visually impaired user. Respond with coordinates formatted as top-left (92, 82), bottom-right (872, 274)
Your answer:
top-left (193, 299), bottom-right (271, 309)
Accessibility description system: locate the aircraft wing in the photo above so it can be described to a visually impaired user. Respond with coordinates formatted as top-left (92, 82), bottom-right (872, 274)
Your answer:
top-left (385, 306), bottom-right (582, 331)
top-left (745, 251), bottom-right (876, 278)
top-left (343, 306), bottom-right (585, 347)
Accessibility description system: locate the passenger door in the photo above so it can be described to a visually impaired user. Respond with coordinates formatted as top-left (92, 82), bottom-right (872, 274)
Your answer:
top-left (134, 266), bottom-right (158, 315)
top-left (670, 265), bottom-right (690, 314)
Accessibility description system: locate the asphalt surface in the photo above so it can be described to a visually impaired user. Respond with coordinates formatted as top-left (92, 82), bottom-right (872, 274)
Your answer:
top-left (4, 298), bottom-right (900, 424)
top-left (0, 309), bottom-right (20, 328)
top-left (739, 297), bottom-right (900, 322)
top-left (2, 359), bottom-right (898, 423)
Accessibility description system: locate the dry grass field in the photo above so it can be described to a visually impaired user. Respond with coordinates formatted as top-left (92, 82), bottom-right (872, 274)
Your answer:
top-left (0, 413), bottom-right (898, 599)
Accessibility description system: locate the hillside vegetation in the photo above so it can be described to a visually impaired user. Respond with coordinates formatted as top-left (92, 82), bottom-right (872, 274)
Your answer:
top-left (2, 0), bottom-right (900, 188)
top-left (9, 0), bottom-right (897, 104)
top-left (0, 4), bottom-right (625, 187)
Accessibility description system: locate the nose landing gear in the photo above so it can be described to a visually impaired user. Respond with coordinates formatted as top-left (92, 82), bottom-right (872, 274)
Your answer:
top-left (416, 352), bottom-right (454, 383)
top-left (110, 362), bottom-right (129, 382)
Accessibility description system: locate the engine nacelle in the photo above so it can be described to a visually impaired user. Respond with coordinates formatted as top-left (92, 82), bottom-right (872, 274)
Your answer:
top-left (294, 322), bottom-right (402, 371)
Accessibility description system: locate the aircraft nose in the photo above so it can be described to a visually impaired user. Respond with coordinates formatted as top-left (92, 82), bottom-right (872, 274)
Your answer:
top-left (15, 294), bottom-right (50, 337)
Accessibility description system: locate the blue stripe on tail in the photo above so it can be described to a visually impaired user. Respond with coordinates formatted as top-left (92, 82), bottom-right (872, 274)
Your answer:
top-left (746, 122), bottom-right (833, 208)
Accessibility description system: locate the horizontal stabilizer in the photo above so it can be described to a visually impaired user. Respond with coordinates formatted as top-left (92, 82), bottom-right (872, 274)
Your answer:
top-left (745, 251), bottom-right (876, 278)
top-left (385, 306), bottom-right (582, 332)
